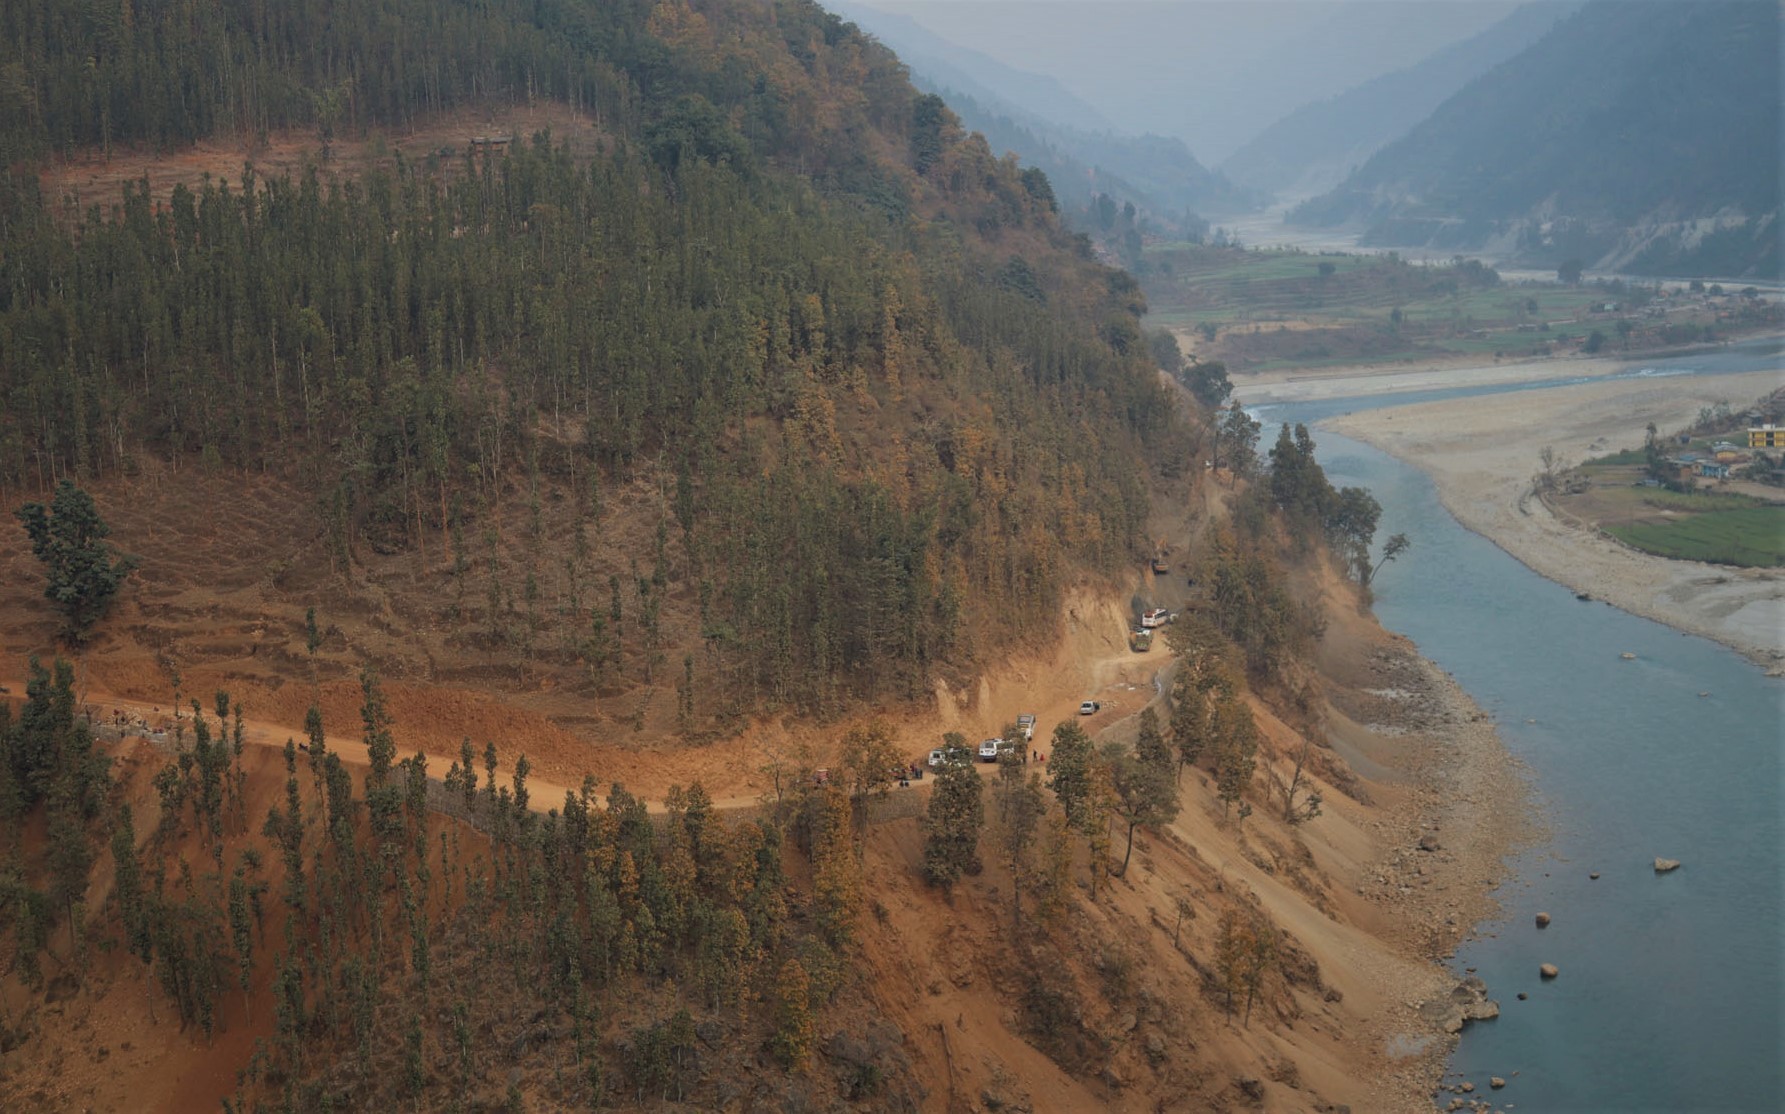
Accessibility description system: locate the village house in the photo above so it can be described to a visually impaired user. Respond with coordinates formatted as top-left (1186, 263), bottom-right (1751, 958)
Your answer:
top-left (1749, 424), bottom-right (1784, 450)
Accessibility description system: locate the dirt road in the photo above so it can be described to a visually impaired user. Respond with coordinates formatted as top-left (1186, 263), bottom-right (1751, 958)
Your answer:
top-left (1, 618), bottom-right (1182, 817)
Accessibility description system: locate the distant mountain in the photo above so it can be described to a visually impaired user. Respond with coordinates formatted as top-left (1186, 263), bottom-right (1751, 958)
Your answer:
top-left (827, 1), bottom-right (1115, 134)
top-left (831, 0), bottom-right (1255, 230)
top-left (912, 85), bottom-right (1257, 228)
top-left (1290, 0), bottom-right (1781, 278)
top-left (1221, 1), bottom-right (1577, 200)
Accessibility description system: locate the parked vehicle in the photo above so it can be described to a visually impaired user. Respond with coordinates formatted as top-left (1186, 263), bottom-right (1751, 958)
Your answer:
top-left (977, 737), bottom-right (1005, 762)
top-left (929, 742), bottom-right (971, 768)
top-left (1129, 628), bottom-right (1153, 653)
top-left (1140, 608), bottom-right (1171, 628)
top-left (1016, 714), bottom-right (1036, 740)
top-left (1078, 700), bottom-right (1101, 716)
top-left (1151, 558), bottom-right (1169, 574)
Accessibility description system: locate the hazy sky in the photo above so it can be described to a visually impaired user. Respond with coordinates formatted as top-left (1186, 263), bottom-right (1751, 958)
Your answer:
top-left (853, 1), bottom-right (1532, 162)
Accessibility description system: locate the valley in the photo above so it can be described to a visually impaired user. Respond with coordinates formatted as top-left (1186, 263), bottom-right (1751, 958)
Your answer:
top-left (2, 0), bottom-right (1778, 1110)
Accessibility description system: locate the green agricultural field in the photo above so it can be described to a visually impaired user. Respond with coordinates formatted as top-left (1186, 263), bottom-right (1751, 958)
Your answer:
top-left (1581, 448), bottom-right (1649, 467)
top-left (1142, 245), bottom-right (1599, 328)
top-left (1606, 506), bottom-right (1785, 567)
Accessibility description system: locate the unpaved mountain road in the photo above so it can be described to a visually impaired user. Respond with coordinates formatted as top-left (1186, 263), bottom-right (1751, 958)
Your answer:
top-left (3, 639), bottom-right (1178, 819)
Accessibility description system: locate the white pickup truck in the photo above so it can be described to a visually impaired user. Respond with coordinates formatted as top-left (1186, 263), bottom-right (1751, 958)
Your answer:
top-left (1140, 608), bottom-right (1172, 629)
top-left (928, 743), bottom-right (971, 768)
top-left (1016, 714), bottom-right (1036, 740)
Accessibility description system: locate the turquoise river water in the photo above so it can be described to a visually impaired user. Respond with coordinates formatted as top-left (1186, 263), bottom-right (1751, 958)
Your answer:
top-left (1258, 339), bottom-right (1783, 1113)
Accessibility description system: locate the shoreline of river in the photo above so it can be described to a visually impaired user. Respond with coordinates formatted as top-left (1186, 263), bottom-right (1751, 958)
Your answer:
top-left (1319, 370), bottom-right (1785, 673)
top-left (1369, 644), bottom-right (1541, 1113)
top-left (1294, 364), bottom-right (1784, 1109)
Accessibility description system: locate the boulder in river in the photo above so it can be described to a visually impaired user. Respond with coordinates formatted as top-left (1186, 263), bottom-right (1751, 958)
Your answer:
top-left (1654, 858), bottom-right (1681, 873)
top-left (1540, 963), bottom-right (1559, 979)
top-left (1589, 872), bottom-right (1600, 880)
top-left (1426, 978), bottom-right (1499, 1033)
top-left (1535, 912), bottom-right (1551, 928)
top-left (1491, 1077), bottom-right (1506, 1089)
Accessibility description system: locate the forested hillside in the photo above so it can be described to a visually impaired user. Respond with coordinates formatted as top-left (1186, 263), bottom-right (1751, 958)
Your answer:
top-left (1290, 0), bottom-right (1781, 278)
top-left (0, 0), bottom-right (1180, 716)
top-left (0, 6), bottom-right (1490, 1113)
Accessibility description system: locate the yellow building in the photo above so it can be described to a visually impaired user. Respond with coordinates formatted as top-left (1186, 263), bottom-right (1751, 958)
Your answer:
top-left (1750, 425), bottom-right (1784, 449)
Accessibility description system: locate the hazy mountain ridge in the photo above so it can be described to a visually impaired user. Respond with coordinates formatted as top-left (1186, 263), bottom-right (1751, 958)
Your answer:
top-left (826, 0), bottom-right (1117, 134)
top-left (832, 0), bottom-right (1256, 228)
top-left (1291, 0), bottom-right (1781, 277)
top-left (1220, 0), bottom-right (1577, 199)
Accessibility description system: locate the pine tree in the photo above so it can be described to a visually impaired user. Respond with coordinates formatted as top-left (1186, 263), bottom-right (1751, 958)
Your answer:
top-left (229, 867), bottom-right (253, 1020)
top-left (360, 669), bottom-right (397, 787)
top-left (810, 786), bottom-right (862, 947)
top-left (14, 481), bottom-right (137, 638)
top-left (405, 1013), bottom-right (427, 1104)
top-left (993, 762), bottom-right (1046, 928)
top-left (46, 807), bottom-right (94, 954)
top-left (1034, 809), bottom-right (1075, 926)
top-left (1213, 692), bottom-right (1259, 821)
top-left (772, 958), bottom-right (816, 1070)
top-left (1214, 909), bottom-right (1246, 1019)
top-left (1170, 650), bottom-right (1227, 780)
top-left (458, 738), bottom-right (478, 811)
top-left (1083, 761), bottom-right (1116, 901)
top-left (838, 720), bottom-right (898, 832)
top-left (110, 807), bottom-right (153, 972)
top-left (921, 747), bottom-right (983, 890)
top-left (1045, 721), bottom-right (1094, 830)
top-left (1103, 729), bottom-right (1179, 878)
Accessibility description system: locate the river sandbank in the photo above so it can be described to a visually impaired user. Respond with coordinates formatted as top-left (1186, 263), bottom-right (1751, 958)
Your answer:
top-left (1321, 369), bottom-right (1785, 670)
top-left (1232, 350), bottom-right (1640, 405)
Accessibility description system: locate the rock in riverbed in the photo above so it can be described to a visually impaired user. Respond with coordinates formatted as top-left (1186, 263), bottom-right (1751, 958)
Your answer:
top-left (1654, 858), bottom-right (1681, 873)
top-left (1491, 1077), bottom-right (1506, 1089)
top-left (1540, 963), bottom-right (1559, 979)
top-left (1535, 912), bottom-right (1551, 928)
top-left (1422, 977), bottom-right (1499, 1034)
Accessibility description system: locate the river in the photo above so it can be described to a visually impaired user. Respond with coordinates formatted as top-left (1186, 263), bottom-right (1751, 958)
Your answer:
top-left (1259, 344), bottom-right (1783, 1112)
